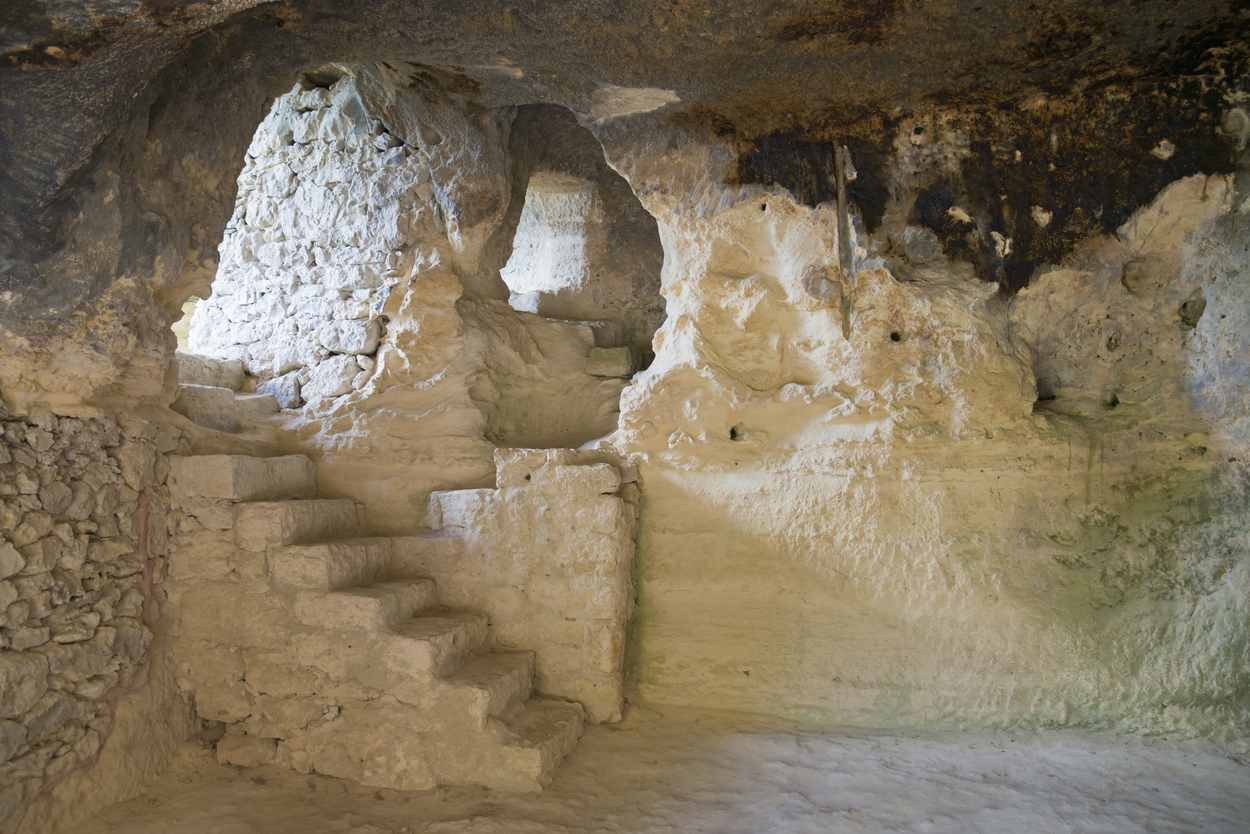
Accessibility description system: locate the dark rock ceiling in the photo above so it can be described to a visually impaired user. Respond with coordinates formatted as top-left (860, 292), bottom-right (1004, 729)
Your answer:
top-left (1, 0), bottom-right (1247, 321)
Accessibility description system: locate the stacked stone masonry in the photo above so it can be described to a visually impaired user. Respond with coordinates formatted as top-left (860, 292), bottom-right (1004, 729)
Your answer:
top-left (0, 408), bottom-right (177, 829)
top-left (165, 451), bottom-right (638, 791)
top-left (188, 77), bottom-right (413, 408)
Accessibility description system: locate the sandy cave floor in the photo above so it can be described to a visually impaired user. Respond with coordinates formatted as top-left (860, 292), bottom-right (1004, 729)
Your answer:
top-left (61, 705), bottom-right (1250, 834)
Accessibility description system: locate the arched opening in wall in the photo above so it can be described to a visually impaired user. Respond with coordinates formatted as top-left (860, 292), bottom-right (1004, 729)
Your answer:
top-left (173, 65), bottom-right (388, 432)
top-left (172, 72), bottom-right (664, 449)
top-left (498, 104), bottom-right (666, 361)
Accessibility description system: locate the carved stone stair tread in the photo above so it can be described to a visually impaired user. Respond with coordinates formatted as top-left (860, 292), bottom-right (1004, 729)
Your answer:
top-left (169, 454), bottom-right (316, 502)
top-left (504, 697), bottom-right (585, 749)
top-left (235, 498), bottom-right (364, 551)
top-left (493, 698), bottom-right (587, 791)
top-left (388, 608), bottom-right (489, 674)
top-left (295, 579), bottom-right (438, 631)
top-left (442, 651), bottom-right (535, 725)
top-left (233, 392), bottom-right (280, 420)
top-left (270, 538), bottom-right (394, 590)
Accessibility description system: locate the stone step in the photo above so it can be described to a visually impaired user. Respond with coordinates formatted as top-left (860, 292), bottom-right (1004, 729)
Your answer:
top-left (295, 579), bottom-right (439, 631)
top-left (233, 392), bottom-right (280, 421)
top-left (172, 384), bottom-right (238, 433)
top-left (382, 533), bottom-right (466, 590)
top-left (498, 698), bottom-right (587, 791)
top-left (442, 651), bottom-right (535, 728)
top-left (385, 609), bottom-right (489, 674)
top-left (270, 538), bottom-right (393, 590)
top-left (169, 454), bottom-right (317, 503)
top-left (234, 499), bottom-right (364, 551)
top-left (177, 351), bottom-right (246, 390)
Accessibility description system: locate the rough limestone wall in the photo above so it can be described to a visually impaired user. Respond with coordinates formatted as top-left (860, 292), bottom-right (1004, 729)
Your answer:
top-left (189, 70), bottom-right (632, 533)
top-left (423, 449), bottom-right (639, 724)
top-left (500, 105), bottom-right (666, 349)
top-left (188, 76), bottom-right (404, 407)
top-left (603, 111), bottom-right (1250, 742)
top-left (0, 407), bottom-right (195, 834)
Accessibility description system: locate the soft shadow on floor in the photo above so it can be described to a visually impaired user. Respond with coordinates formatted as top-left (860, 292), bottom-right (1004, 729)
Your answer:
top-left (59, 704), bottom-right (1250, 834)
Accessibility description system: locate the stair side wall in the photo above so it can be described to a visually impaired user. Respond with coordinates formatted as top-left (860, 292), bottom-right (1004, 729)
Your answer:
top-left (421, 451), bottom-right (638, 723)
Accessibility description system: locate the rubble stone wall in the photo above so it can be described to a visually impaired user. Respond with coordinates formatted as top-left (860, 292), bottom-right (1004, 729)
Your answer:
top-left (188, 76), bottom-right (411, 407)
top-left (0, 408), bottom-right (189, 833)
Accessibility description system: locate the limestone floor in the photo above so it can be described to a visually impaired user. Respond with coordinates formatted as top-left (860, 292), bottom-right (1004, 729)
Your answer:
top-left (59, 705), bottom-right (1250, 834)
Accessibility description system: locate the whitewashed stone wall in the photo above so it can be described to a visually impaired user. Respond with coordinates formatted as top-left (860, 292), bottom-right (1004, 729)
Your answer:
top-left (189, 76), bottom-right (429, 407)
top-left (417, 449), bottom-right (639, 724)
top-left (0, 408), bottom-right (180, 831)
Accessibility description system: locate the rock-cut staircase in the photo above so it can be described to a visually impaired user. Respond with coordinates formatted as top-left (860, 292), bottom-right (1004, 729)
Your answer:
top-left (168, 453), bottom-right (584, 792)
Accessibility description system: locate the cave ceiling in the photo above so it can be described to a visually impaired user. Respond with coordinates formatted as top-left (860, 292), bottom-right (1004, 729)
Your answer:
top-left (1, 0), bottom-right (1247, 316)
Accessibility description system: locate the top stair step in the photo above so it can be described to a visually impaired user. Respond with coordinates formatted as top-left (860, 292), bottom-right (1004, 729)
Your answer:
top-left (170, 454), bottom-right (317, 503)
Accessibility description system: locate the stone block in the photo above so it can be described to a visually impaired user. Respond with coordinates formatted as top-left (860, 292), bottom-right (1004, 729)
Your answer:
top-left (586, 346), bottom-right (642, 378)
top-left (169, 455), bottom-right (316, 503)
top-left (0, 543), bottom-right (24, 579)
top-left (172, 384), bottom-right (237, 433)
top-left (258, 373), bottom-right (302, 409)
top-left (176, 352), bottom-right (246, 390)
top-left (217, 732), bottom-right (278, 768)
top-left (232, 393), bottom-right (280, 422)
top-left (302, 355), bottom-right (361, 402)
top-left (317, 319), bottom-right (381, 355)
top-left (0, 652), bottom-right (48, 719)
top-left (234, 499), bottom-right (363, 551)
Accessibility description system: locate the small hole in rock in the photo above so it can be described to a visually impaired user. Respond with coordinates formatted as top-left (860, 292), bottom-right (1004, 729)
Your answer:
top-left (1102, 391), bottom-right (1120, 409)
top-left (1106, 335), bottom-right (1119, 351)
top-left (524, 474), bottom-right (531, 481)
top-left (760, 203), bottom-right (767, 211)
top-left (890, 331), bottom-right (902, 342)
top-left (913, 124), bottom-right (925, 135)
top-left (1179, 297), bottom-right (1207, 329)
top-left (729, 424), bottom-right (746, 441)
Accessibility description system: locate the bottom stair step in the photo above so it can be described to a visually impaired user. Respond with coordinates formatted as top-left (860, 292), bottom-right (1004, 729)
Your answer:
top-left (493, 697), bottom-right (587, 791)
top-left (442, 651), bottom-right (535, 727)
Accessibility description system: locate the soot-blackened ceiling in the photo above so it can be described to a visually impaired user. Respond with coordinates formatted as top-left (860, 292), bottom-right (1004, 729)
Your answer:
top-left (0, 0), bottom-right (1247, 317)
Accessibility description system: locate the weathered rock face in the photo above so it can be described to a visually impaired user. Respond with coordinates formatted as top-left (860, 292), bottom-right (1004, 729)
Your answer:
top-left (0, 408), bottom-right (192, 833)
top-left (1, 0), bottom-right (1249, 829)
top-left (614, 171), bottom-right (1250, 737)
top-left (184, 73), bottom-right (639, 534)
top-left (500, 105), bottom-right (666, 349)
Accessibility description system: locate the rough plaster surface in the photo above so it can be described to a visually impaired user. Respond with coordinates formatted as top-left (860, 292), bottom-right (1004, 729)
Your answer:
top-left (613, 173), bottom-right (1250, 739)
top-left (56, 706), bottom-right (1250, 834)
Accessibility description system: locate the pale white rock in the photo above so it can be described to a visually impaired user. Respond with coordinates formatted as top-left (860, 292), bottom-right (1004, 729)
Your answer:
top-left (301, 355), bottom-right (361, 402)
top-left (258, 373), bottom-right (302, 409)
top-left (317, 319), bottom-right (381, 355)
